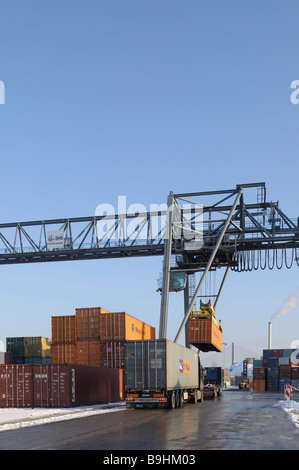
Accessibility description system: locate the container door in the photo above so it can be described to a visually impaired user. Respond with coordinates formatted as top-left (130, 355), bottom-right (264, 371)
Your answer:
top-left (0, 366), bottom-right (14, 407)
top-left (148, 341), bottom-right (166, 389)
top-left (16, 365), bottom-right (33, 408)
top-left (33, 365), bottom-right (51, 407)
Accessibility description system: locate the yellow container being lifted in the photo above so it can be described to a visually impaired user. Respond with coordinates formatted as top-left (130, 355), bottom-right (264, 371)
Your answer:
top-left (190, 301), bottom-right (222, 331)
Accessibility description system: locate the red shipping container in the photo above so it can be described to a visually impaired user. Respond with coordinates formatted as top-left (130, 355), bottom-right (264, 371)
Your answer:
top-left (292, 366), bottom-right (299, 379)
top-left (272, 349), bottom-right (283, 358)
top-left (32, 364), bottom-right (123, 407)
top-left (279, 364), bottom-right (292, 378)
top-left (253, 367), bottom-right (267, 380)
top-left (0, 365), bottom-right (33, 408)
top-left (0, 364), bottom-right (124, 408)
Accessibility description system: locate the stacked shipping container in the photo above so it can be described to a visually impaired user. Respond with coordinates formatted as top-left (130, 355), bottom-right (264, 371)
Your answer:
top-left (6, 337), bottom-right (52, 364)
top-left (51, 308), bottom-right (155, 368)
top-left (99, 312), bottom-right (155, 370)
top-left (75, 307), bottom-right (110, 366)
top-left (253, 348), bottom-right (299, 392)
top-left (51, 315), bottom-right (76, 363)
top-left (3, 306), bottom-right (155, 408)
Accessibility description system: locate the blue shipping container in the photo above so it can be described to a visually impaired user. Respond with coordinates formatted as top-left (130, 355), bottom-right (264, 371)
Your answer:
top-left (268, 358), bottom-right (279, 367)
top-left (263, 349), bottom-right (273, 359)
top-left (267, 366), bottom-right (279, 376)
top-left (267, 380), bottom-right (279, 391)
top-left (205, 367), bottom-right (221, 381)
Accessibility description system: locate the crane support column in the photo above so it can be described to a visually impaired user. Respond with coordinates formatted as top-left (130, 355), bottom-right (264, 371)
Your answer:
top-left (159, 192), bottom-right (175, 339)
top-left (174, 188), bottom-right (243, 343)
top-left (184, 274), bottom-right (190, 348)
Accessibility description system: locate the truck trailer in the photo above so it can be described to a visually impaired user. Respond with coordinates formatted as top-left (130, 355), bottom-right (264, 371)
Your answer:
top-left (203, 366), bottom-right (223, 399)
top-left (125, 339), bottom-right (204, 409)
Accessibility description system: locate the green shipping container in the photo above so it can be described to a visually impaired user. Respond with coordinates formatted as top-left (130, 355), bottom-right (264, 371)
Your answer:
top-left (6, 337), bottom-right (24, 357)
top-left (253, 359), bottom-right (263, 368)
top-left (7, 337), bottom-right (52, 359)
top-left (283, 349), bottom-right (295, 358)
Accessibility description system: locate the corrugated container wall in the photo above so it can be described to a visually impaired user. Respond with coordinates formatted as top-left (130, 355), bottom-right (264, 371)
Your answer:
top-left (75, 307), bottom-right (110, 341)
top-left (51, 316), bottom-right (76, 343)
top-left (100, 341), bottom-right (126, 369)
top-left (6, 338), bottom-right (24, 358)
top-left (24, 337), bottom-right (51, 358)
top-left (76, 341), bottom-right (101, 367)
top-left (0, 364), bottom-right (123, 408)
top-left (0, 365), bottom-right (33, 408)
top-left (99, 312), bottom-right (155, 342)
top-left (188, 318), bottom-right (222, 352)
top-left (52, 343), bottom-right (76, 364)
top-left (253, 379), bottom-right (266, 391)
top-left (7, 337), bottom-right (52, 364)
top-left (126, 339), bottom-right (199, 392)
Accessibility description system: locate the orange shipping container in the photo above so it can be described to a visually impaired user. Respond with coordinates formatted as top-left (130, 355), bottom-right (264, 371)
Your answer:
top-left (52, 316), bottom-right (76, 344)
top-left (76, 340), bottom-right (101, 366)
top-left (75, 307), bottom-right (110, 341)
top-left (52, 343), bottom-right (77, 364)
top-left (189, 318), bottom-right (222, 352)
top-left (99, 312), bottom-right (155, 341)
top-left (253, 379), bottom-right (266, 391)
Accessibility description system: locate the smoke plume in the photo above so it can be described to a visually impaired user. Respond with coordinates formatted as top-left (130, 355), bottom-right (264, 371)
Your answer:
top-left (271, 288), bottom-right (299, 320)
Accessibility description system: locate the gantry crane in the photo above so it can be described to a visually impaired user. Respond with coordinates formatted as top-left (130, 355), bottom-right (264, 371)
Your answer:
top-left (0, 182), bottom-right (298, 345)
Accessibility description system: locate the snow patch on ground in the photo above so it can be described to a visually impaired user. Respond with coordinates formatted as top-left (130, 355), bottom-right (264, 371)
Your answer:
top-left (276, 400), bottom-right (299, 428)
top-left (0, 402), bottom-right (126, 432)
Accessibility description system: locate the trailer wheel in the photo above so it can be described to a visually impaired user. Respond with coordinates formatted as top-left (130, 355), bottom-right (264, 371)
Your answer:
top-left (170, 391), bottom-right (176, 409)
top-left (175, 390), bottom-right (183, 408)
top-left (179, 390), bottom-right (184, 407)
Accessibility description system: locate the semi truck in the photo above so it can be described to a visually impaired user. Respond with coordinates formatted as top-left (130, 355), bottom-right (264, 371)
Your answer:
top-left (203, 366), bottom-right (223, 399)
top-left (125, 339), bottom-right (204, 409)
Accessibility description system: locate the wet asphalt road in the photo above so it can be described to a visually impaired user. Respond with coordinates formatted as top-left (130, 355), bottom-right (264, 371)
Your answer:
top-left (0, 390), bottom-right (298, 450)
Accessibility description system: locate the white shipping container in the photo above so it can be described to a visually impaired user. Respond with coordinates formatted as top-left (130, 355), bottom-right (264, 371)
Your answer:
top-left (279, 357), bottom-right (290, 365)
top-left (126, 339), bottom-right (200, 391)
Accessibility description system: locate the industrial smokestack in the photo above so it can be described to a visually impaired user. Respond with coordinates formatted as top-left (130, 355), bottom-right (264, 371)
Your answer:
top-left (232, 342), bottom-right (235, 365)
top-left (268, 322), bottom-right (272, 349)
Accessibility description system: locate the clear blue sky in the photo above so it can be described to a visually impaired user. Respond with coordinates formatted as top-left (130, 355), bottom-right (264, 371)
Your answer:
top-left (0, 0), bottom-right (299, 367)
